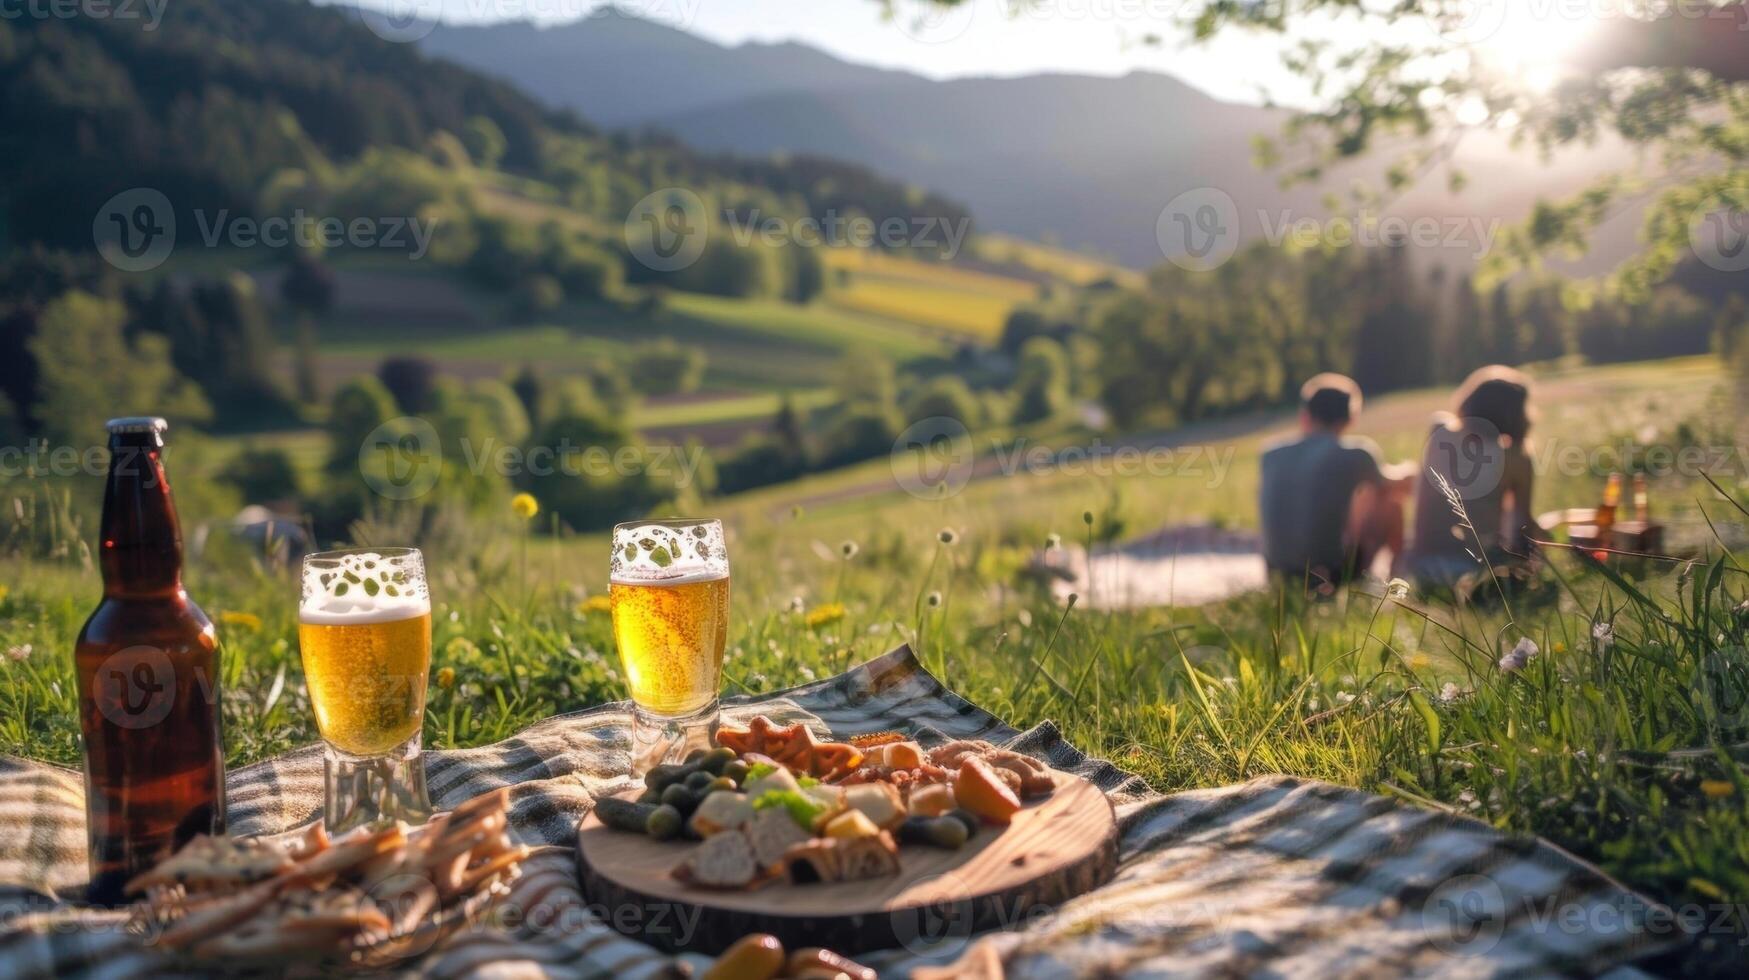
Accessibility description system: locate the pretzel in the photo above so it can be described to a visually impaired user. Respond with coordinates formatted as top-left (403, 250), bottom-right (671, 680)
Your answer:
top-left (131, 787), bottom-right (530, 971)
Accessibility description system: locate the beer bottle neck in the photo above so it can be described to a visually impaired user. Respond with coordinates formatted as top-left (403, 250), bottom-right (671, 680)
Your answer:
top-left (100, 433), bottom-right (184, 597)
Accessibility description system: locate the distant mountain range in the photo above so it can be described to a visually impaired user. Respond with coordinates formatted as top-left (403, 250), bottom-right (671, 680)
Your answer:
top-left (420, 11), bottom-right (1646, 272)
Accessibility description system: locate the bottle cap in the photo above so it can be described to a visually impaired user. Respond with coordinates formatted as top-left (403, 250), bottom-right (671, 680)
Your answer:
top-left (105, 417), bottom-right (168, 434)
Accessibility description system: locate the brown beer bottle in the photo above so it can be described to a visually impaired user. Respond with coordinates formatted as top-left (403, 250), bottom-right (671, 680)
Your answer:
top-left (74, 418), bottom-right (225, 906)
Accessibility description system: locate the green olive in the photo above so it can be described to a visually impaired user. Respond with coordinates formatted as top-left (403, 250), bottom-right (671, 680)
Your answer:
top-left (661, 783), bottom-right (698, 812)
top-left (686, 769), bottom-right (717, 791)
top-left (722, 759), bottom-right (750, 785)
top-left (700, 746), bottom-right (739, 775)
top-left (596, 797), bottom-right (657, 834)
top-left (645, 763), bottom-right (686, 790)
top-left (707, 776), bottom-right (738, 794)
top-left (684, 748), bottom-right (708, 765)
top-left (925, 815), bottom-right (970, 849)
top-left (645, 803), bottom-right (684, 840)
top-left (945, 808), bottom-right (981, 837)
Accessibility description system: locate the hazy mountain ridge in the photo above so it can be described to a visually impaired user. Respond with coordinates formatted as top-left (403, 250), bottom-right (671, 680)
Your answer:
top-left (421, 11), bottom-right (1643, 271)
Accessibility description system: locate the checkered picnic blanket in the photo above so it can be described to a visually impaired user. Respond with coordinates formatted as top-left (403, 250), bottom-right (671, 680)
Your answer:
top-left (0, 646), bottom-right (1684, 977)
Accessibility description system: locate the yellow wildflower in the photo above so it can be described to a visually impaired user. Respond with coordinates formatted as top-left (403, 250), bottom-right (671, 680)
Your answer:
top-left (1701, 780), bottom-right (1735, 799)
top-left (0, 585), bottom-right (10, 603)
top-left (804, 603), bottom-right (846, 629)
top-left (1406, 653), bottom-right (1432, 671)
top-left (219, 611), bottom-right (262, 632)
top-left (436, 666), bottom-right (456, 690)
top-left (511, 493), bottom-right (540, 520)
top-left (580, 595), bottom-right (613, 616)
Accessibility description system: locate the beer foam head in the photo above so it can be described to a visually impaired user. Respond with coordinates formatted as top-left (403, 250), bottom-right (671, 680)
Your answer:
top-left (301, 549), bottom-right (429, 625)
top-left (611, 520), bottom-right (728, 584)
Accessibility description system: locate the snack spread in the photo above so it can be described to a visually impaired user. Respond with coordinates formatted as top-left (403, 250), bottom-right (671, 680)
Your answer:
top-left (125, 788), bottom-right (530, 968)
top-left (594, 717), bottom-right (1057, 891)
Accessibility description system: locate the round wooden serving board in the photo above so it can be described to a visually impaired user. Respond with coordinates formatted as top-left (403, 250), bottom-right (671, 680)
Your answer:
top-left (576, 771), bottom-right (1117, 955)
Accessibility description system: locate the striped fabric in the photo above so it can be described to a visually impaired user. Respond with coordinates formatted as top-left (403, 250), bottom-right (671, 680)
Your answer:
top-left (0, 646), bottom-right (1681, 977)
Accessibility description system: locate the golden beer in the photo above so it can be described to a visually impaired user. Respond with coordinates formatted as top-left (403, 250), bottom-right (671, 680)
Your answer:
top-left (610, 573), bottom-right (730, 716)
top-left (297, 610), bottom-right (431, 756)
top-left (299, 547), bottom-right (434, 831)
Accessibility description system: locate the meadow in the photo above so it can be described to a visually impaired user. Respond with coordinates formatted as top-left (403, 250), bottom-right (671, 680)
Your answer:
top-left (2, 356), bottom-right (1746, 960)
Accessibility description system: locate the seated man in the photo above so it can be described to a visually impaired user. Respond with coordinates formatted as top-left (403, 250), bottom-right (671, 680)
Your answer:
top-left (1259, 374), bottom-right (1411, 590)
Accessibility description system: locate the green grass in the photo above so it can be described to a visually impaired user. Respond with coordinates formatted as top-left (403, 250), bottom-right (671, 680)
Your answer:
top-left (310, 293), bottom-right (947, 392)
top-left (3, 356), bottom-right (1746, 963)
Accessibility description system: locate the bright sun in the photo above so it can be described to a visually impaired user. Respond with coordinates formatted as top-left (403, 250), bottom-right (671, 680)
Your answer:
top-left (1459, 1), bottom-right (1602, 90)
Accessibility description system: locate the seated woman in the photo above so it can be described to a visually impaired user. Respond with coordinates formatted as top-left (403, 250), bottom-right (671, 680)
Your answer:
top-left (1400, 366), bottom-right (1544, 593)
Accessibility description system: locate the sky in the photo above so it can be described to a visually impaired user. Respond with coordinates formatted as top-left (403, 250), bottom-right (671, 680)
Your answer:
top-left (337, 0), bottom-right (1310, 105)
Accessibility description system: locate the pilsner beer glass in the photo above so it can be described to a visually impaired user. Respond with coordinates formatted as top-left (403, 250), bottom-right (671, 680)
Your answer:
top-left (610, 519), bottom-right (730, 774)
top-left (299, 548), bottom-right (433, 832)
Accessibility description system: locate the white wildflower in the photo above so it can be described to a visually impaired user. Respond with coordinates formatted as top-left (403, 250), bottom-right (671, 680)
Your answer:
top-left (788, 595), bottom-right (806, 614)
top-left (1591, 621), bottom-right (1614, 650)
top-left (5, 643), bottom-right (30, 662)
top-left (1498, 636), bottom-right (1539, 673)
top-left (1386, 578), bottom-right (1411, 600)
top-left (1438, 682), bottom-right (1465, 703)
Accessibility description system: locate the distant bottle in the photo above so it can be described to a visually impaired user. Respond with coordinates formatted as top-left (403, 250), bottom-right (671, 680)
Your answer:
top-left (1594, 472), bottom-right (1623, 554)
top-left (74, 418), bottom-right (225, 906)
top-left (1632, 472), bottom-right (1650, 524)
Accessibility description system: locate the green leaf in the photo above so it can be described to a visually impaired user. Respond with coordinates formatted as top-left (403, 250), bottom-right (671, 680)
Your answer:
top-left (1409, 689), bottom-right (1441, 754)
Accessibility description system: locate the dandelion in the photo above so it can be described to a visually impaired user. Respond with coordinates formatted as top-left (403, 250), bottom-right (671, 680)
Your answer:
top-left (1701, 780), bottom-right (1735, 799)
top-left (925, 591), bottom-right (942, 608)
top-left (6, 643), bottom-right (31, 663)
top-left (840, 540), bottom-right (859, 559)
top-left (804, 603), bottom-right (846, 629)
top-left (436, 666), bottom-right (456, 690)
top-left (1498, 636), bottom-right (1539, 673)
top-left (511, 493), bottom-right (539, 520)
top-left (579, 594), bottom-right (613, 616)
top-left (1406, 652), bottom-right (1432, 671)
top-left (219, 611), bottom-right (262, 632)
top-left (937, 528), bottom-right (958, 545)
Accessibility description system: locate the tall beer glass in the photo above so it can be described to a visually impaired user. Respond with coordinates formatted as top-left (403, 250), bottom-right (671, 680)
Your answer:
top-left (298, 548), bottom-right (433, 832)
top-left (610, 519), bottom-right (730, 774)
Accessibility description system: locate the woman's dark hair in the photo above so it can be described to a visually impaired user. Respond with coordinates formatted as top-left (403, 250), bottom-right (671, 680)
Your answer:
top-left (1454, 365), bottom-right (1533, 444)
